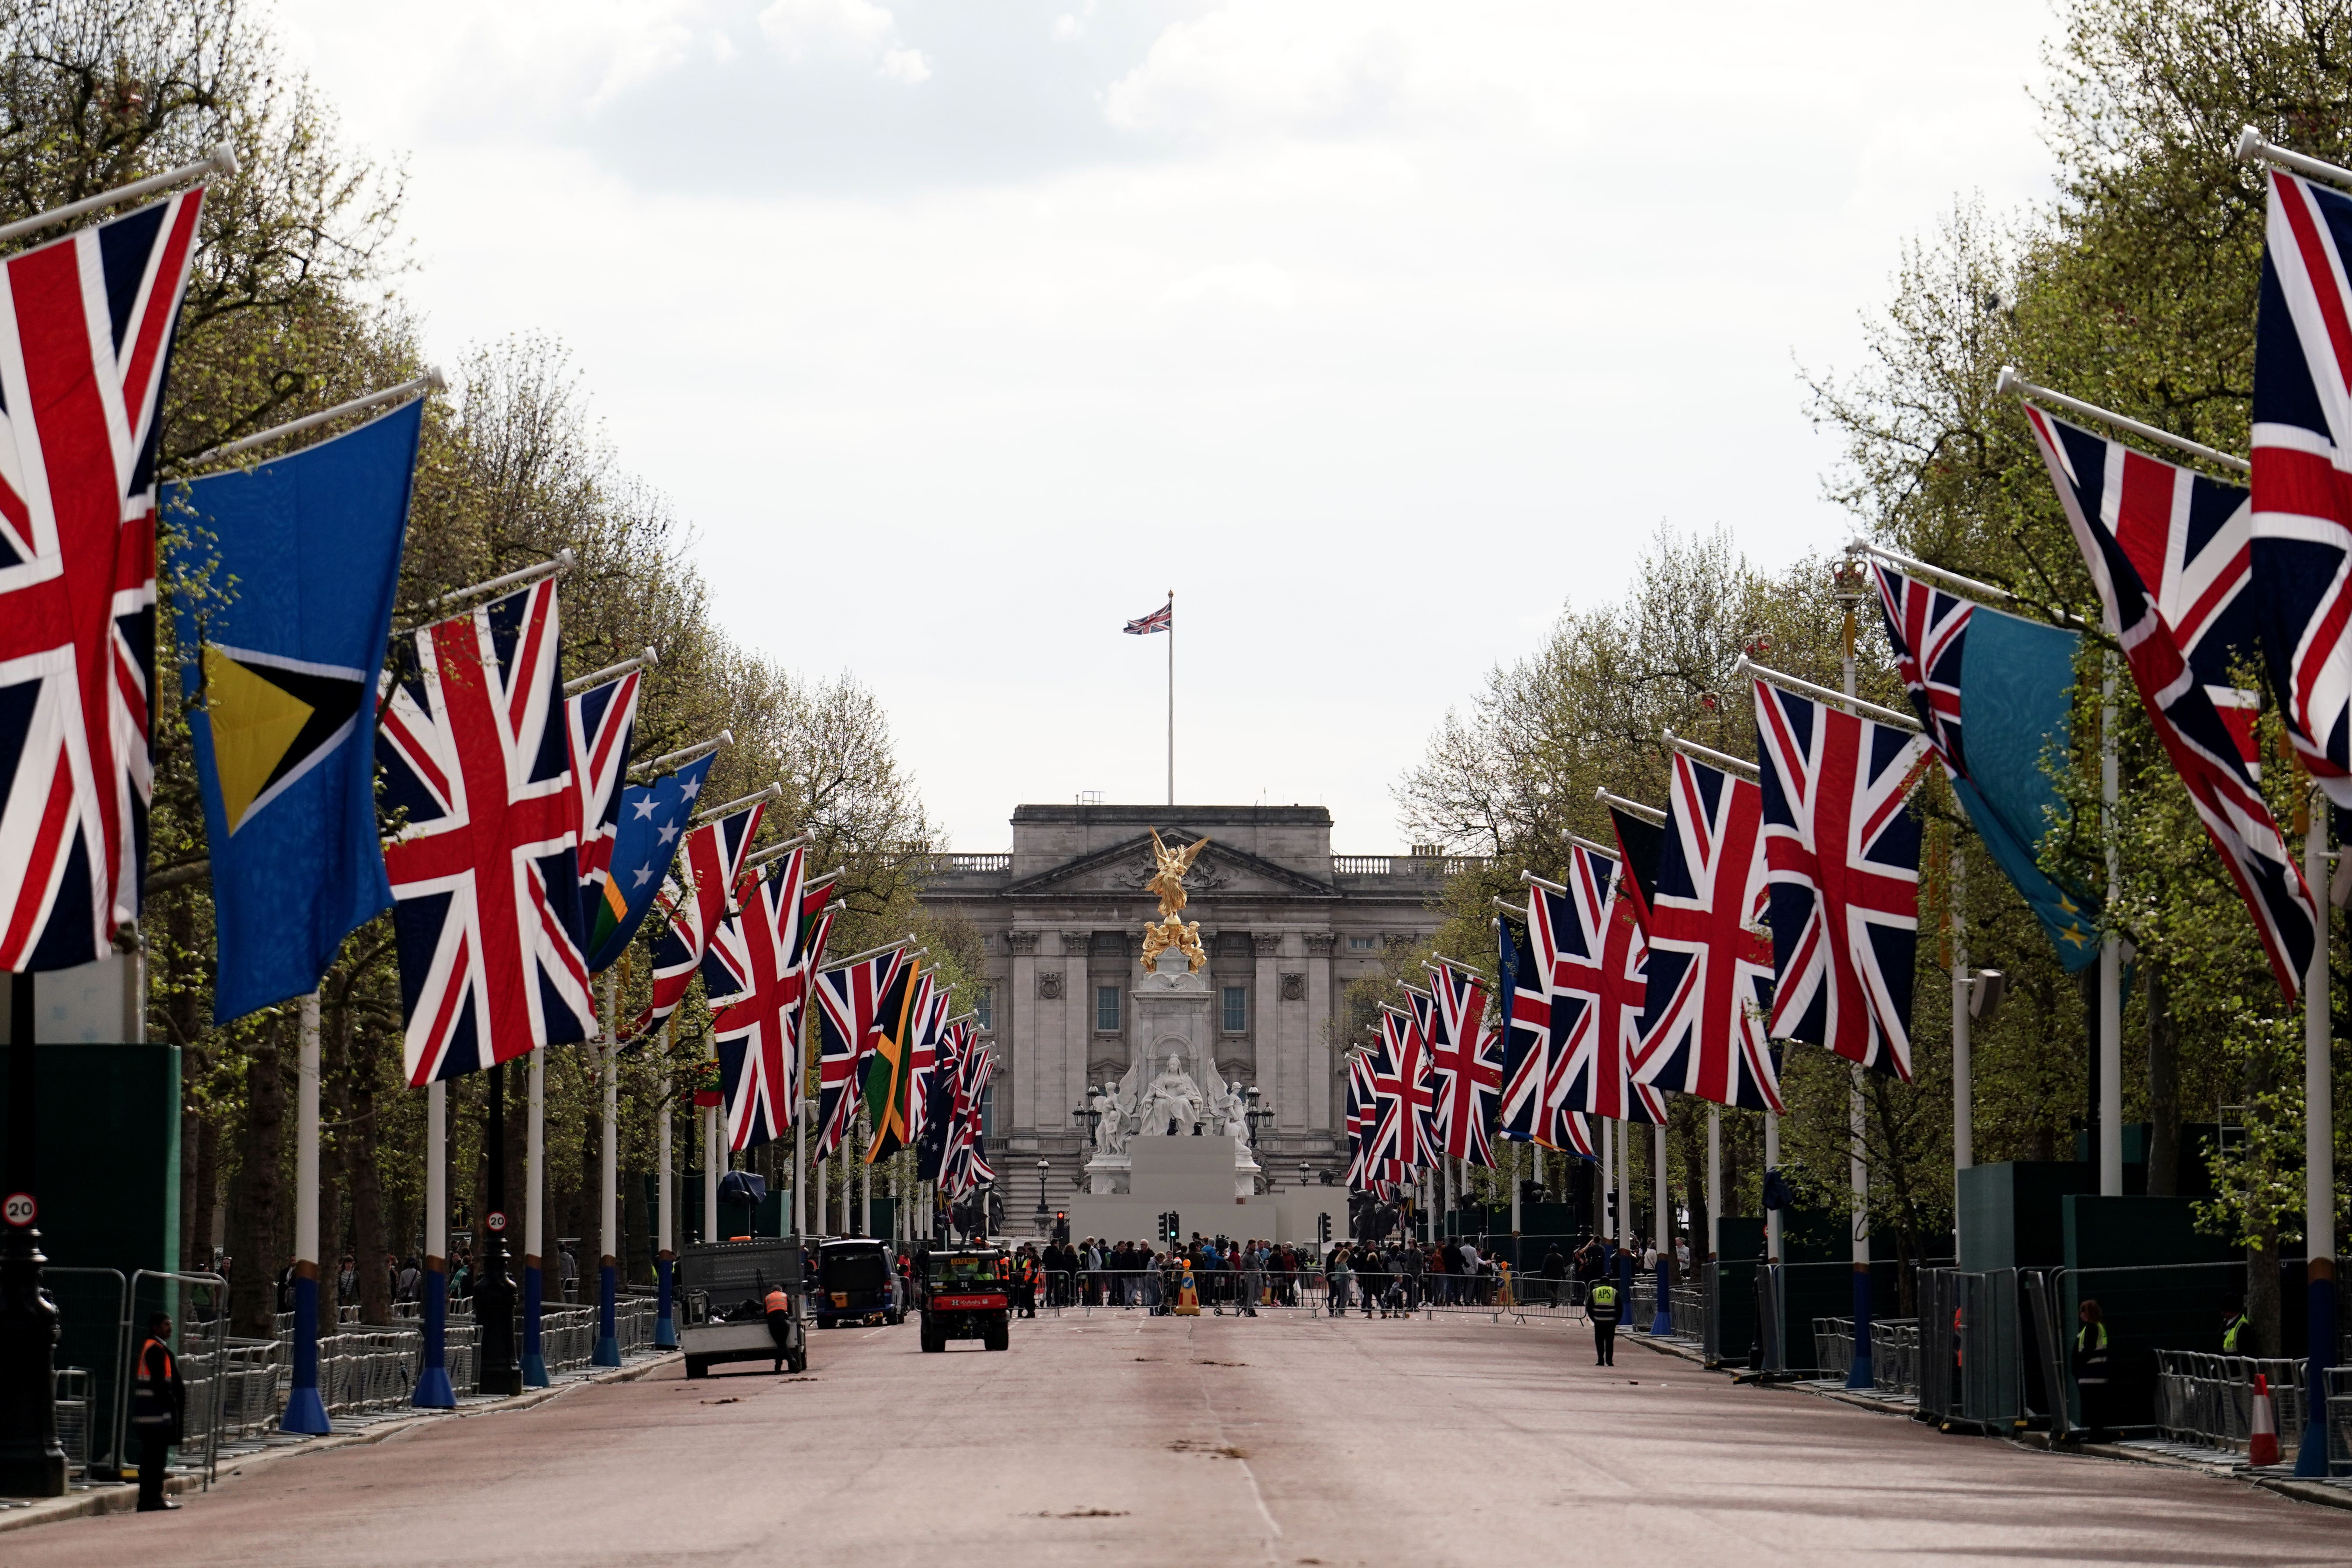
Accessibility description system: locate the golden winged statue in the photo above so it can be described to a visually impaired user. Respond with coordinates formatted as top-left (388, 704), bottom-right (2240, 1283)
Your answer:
top-left (1139, 828), bottom-right (1210, 972)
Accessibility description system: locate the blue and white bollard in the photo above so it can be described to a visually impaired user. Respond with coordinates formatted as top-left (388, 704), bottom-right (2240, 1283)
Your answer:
top-left (1846, 1266), bottom-right (1875, 1392)
top-left (521, 1261), bottom-right (548, 1387)
top-left (280, 1269), bottom-right (331, 1433)
top-left (413, 1262), bottom-right (455, 1407)
top-left (655, 1255), bottom-right (676, 1351)
top-left (593, 1259), bottom-right (620, 1367)
top-left (1649, 1254), bottom-right (1673, 1337)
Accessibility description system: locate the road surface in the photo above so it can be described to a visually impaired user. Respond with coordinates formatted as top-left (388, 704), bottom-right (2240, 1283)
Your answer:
top-left (10, 1311), bottom-right (2347, 1565)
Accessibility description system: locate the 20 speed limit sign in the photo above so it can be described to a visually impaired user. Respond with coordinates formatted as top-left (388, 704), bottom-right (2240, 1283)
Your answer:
top-left (3, 1192), bottom-right (34, 1227)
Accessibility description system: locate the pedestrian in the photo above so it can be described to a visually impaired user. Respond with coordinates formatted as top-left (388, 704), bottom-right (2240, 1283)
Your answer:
top-left (2074, 1298), bottom-right (2111, 1439)
top-left (1540, 1243), bottom-right (1566, 1308)
top-left (2220, 1297), bottom-right (2248, 1355)
top-left (763, 1280), bottom-right (793, 1373)
top-left (130, 1311), bottom-right (186, 1512)
top-left (1589, 1277), bottom-right (1621, 1366)
top-left (1327, 1245), bottom-right (1353, 1316)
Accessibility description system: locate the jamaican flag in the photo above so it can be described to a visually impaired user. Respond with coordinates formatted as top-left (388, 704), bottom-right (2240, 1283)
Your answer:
top-left (863, 956), bottom-right (924, 1159)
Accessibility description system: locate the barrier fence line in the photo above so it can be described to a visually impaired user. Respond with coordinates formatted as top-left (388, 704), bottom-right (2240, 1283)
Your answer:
top-left (1002, 1269), bottom-right (1592, 1324)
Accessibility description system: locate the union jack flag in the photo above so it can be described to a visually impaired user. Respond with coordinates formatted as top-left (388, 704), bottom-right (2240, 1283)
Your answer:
top-left (2028, 403), bottom-right (2315, 995)
top-left (1562, 839), bottom-right (1665, 1125)
top-left (378, 580), bottom-right (592, 1083)
top-left (1123, 602), bottom-right (1171, 636)
top-left (637, 801), bottom-right (765, 1038)
top-left (1345, 1050), bottom-right (1376, 1190)
top-left (1369, 1007), bottom-right (1436, 1178)
top-left (941, 1036), bottom-right (994, 1196)
top-left (2254, 165), bottom-right (2352, 809)
top-left (1426, 960), bottom-right (1501, 1167)
top-left (1496, 910), bottom-right (1551, 1143)
top-left (0, 189), bottom-right (205, 970)
top-left (1633, 750), bottom-right (1782, 1112)
top-left (813, 946), bottom-right (907, 1158)
top-left (1872, 563), bottom-right (1968, 772)
top-left (1754, 680), bottom-right (1932, 1076)
top-left (701, 846), bottom-right (815, 1150)
top-left (565, 671), bottom-right (640, 939)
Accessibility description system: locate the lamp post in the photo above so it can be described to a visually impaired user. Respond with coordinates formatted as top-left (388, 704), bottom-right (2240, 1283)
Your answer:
top-left (1243, 1087), bottom-right (1272, 1149)
top-left (0, 973), bottom-right (66, 1496)
top-left (475, 1060), bottom-right (520, 1396)
top-left (1034, 1158), bottom-right (1051, 1234)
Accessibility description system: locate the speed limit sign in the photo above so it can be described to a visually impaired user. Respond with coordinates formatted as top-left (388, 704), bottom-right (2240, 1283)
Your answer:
top-left (485, 1210), bottom-right (508, 1233)
top-left (3, 1192), bottom-right (34, 1228)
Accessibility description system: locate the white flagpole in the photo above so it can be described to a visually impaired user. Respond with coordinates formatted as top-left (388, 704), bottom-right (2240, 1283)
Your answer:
top-left (1952, 848), bottom-right (1972, 1245)
top-left (524, 1044), bottom-right (547, 1383)
top-left (2098, 657), bottom-right (2123, 1197)
top-left (792, 1056), bottom-right (806, 1239)
top-left (1706, 1104), bottom-right (1722, 1261)
top-left (656, 1019), bottom-right (676, 1349)
top-left (1167, 588), bottom-right (1175, 807)
top-left (281, 993), bottom-right (329, 1432)
top-left (1842, 573), bottom-right (1874, 1390)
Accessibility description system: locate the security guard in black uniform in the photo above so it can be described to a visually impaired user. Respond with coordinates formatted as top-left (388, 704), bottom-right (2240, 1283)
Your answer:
top-left (131, 1311), bottom-right (186, 1512)
top-left (1589, 1279), bottom-right (1621, 1366)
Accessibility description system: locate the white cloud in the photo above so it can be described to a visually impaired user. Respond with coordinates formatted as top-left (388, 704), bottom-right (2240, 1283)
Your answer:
top-left (1154, 259), bottom-right (1299, 312)
top-left (758, 0), bottom-right (931, 81)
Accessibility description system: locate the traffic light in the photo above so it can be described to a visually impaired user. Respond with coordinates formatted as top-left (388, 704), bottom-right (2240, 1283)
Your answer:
top-left (1165, 1210), bottom-right (1181, 1243)
top-left (1053, 1210), bottom-right (1069, 1243)
top-left (1317, 1212), bottom-right (1332, 1244)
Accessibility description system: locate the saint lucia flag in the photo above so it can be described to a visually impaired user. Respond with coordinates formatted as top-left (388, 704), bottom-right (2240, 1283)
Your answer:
top-left (586, 754), bottom-right (714, 971)
top-left (166, 399), bottom-right (421, 1021)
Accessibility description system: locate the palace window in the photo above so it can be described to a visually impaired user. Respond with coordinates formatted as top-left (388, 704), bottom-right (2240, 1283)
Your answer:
top-left (1222, 985), bottom-right (1248, 1033)
top-left (974, 987), bottom-right (992, 1031)
top-left (1096, 985), bottom-right (1121, 1032)
top-left (1347, 935), bottom-right (1376, 951)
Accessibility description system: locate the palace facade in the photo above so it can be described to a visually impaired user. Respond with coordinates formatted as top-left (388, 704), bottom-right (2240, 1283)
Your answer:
top-left (916, 803), bottom-right (1468, 1208)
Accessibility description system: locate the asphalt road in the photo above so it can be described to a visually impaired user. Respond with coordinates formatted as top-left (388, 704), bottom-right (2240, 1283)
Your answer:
top-left (11, 1312), bottom-right (2349, 1567)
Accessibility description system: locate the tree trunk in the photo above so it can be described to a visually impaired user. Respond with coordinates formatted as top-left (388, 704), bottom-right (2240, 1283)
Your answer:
top-left (228, 1020), bottom-right (288, 1338)
top-left (2146, 970), bottom-right (2179, 1197)
top-left (2249, 1230), bottom-right (2282, 1358)
top-left (184, 1108), bottom-right (215, 1271)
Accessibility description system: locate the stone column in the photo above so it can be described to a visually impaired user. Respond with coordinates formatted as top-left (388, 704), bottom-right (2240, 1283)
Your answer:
top-left (1254, 932), bottom-right (1281, 1109)
top-left (1063, 932), bottom-right (1093, 1142)
top-left (1007, 931), bottom-right (1040, 1132)
top-left (1305, 932), bottom-right (1336, 1131)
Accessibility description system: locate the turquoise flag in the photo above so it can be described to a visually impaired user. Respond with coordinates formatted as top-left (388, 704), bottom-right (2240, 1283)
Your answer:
top-left (1877, 564), bottom-right (2100, 970)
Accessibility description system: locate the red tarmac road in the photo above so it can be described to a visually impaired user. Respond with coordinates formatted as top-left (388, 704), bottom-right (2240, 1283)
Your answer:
top-left (10, 1313), bottom-right (2349, 1567)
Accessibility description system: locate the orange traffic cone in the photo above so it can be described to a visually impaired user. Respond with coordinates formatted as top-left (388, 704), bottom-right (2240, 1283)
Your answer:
top-left (2250, 1372), bottom-right (2282, 1466)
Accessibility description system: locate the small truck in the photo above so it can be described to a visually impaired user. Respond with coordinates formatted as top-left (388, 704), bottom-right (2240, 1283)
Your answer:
top-left (677, 1236), bottom-right (807, 1377)
top-left (919, 1246), bottom-right (1010, 1353)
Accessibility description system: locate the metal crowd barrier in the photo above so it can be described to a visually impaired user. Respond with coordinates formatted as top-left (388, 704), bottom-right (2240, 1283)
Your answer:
top-left (314, 1327), bottom-right (423, 1416)
top-left (1920, 1268), bottom-right (2027, 1429)
top-left (122, 1269), bottom-right (234, 1488)
top-left (1813, 1317), bottom-right (1855, 1382)
top-left (1872, 1319), bottom-right (1920, 1397)
top-left (2154, 1351), bottom-right (2307, 1455)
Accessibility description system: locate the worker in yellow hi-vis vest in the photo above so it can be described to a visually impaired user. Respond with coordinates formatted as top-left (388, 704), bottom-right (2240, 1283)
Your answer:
top-left (1175, 1261), bottom-right (1202, 1317)
top-left (1589, 1280), bottom-right (1621, 1366)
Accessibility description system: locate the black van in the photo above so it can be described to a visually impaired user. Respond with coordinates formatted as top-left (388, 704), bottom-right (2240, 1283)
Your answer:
top-left (814, 1238), bottom-right (902, 1328)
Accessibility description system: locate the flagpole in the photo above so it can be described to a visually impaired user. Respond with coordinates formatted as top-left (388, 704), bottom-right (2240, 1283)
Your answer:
top-left (1951, 848), bottom-right (1971, 1263)
top-left (1167, 588), bottom-right (1175, 808)
top-left (281, 993), bottom-right (330, 1433)
top-left (523, 1046), bottom-right (548, 1385)
top-left (2297, 792), bottom-right (2336, 1475)
top-left (656, 1021), bottom-right (676, 1350)
top-left (2098, 656), bottom-right (2122, 1200)
top-left (594, 972), bottom-right (621, 1367)
top-left (1840, 567), bottom-right (1875, 1393)
top-left (413, 1080), bottom-right (454, 1407)
top-left (791, 1045), bottom-right (805, 1240)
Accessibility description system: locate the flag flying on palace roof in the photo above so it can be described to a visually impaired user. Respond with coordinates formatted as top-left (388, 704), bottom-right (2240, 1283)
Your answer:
top-left (2027, 403), bottom-right (2315, 996)
top-left (1872, 562), bottom-right (2101, 969)
top-left (1124, 602), bottom-right (1171, 636)
top-left (167, 397), bottom-right (419, 1021)
top-left (0, 187), bottom-right (206, 971)
top-left (377, 578), bottom-right (593, 1083)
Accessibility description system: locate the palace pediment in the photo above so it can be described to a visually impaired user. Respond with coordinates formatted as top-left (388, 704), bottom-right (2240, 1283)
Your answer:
top-left (1003, 831), bottom-right (1336, 901)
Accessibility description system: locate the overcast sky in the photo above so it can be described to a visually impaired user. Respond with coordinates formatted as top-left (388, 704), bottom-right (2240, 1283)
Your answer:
top-left (275, 0), bottom-right (2058, 853)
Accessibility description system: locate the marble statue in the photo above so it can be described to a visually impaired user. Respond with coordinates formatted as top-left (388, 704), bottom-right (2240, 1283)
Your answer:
top-left (1091, 1083), bottom-right (1131, 1155)
top-left (1136, 1053), bottom-right (1207, 1136)
top-left (1217, 1080), bottom-right (1251, 1139)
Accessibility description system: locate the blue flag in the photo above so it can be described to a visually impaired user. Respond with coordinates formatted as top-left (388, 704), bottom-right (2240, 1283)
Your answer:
top-left (166, 400), bottom-right (421, 1021)
top-left (1876, 562), bottom-right (2101, 970)
top-left (587, 754), bottom-right (715, 971)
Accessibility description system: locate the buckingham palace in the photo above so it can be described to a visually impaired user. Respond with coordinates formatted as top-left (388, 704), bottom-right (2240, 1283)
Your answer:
top-left (916, 802), bottom-right (1463, 1213)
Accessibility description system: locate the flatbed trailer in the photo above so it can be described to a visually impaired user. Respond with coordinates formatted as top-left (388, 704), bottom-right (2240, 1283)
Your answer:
top-left (677, 1237), bottom-right (807, 1377)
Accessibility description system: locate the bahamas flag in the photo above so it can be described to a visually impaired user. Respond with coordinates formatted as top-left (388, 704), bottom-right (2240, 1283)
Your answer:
top-left (1874, 562), bottom-right (2101, 970)
top-left (167, 399), bottom-right (422, 1020)
top-left (585, 754), bottom-right (714, 970)
top-left (863, 956), bottom-right (923, 1158)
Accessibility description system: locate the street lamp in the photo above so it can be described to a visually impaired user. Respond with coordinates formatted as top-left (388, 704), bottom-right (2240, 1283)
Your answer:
top-left (1034, 1158), bottom-right (1051, 1225)
top-left (1071, 1099), bottom-right (1100, 1148)
top-left (1243, 1086), bottom-right (1272, 1149)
